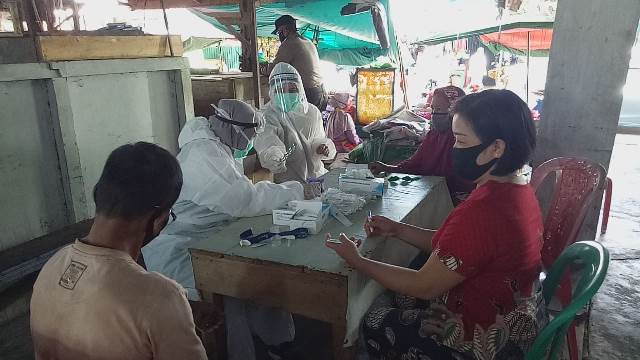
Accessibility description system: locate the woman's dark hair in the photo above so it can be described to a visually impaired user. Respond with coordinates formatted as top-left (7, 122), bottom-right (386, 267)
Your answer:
top-left (93, 142), bottom-right (183, 220)
top-left (452, 89), bottom-right (536, 176)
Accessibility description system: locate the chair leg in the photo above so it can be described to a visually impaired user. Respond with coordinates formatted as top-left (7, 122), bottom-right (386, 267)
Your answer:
top-left (601, 177), bottom-right (612, 234)
top-left (559, 279), bottom-right (580, 360)
top-left (583, 301), bottom-right (593, 359)
top-left (567, 323), bottom-right (580, 360)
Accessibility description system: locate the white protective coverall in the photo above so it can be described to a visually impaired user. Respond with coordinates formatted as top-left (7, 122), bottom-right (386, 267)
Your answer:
top-left (254, 62), bottom-right (336, 183)
top-left (142, 100), bottom-right (302, 360)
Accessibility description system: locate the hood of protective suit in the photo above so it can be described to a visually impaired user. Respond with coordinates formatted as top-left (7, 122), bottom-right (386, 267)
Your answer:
top-left (267, 63), bottom-right (309, 115)
top-left (209, 99), bottom-right (258, 150)
top-left (178, 117), bottom-right (217, 149)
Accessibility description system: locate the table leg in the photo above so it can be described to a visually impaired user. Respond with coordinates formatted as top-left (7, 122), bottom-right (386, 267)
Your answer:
top-left (330, 323), bottom-right (355, 360)
top-left (198, 293), bottom-right (226, 360)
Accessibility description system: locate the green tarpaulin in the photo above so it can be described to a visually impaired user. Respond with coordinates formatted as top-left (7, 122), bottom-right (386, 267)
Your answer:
top-left (202, 45), bottom-right (242, 70)
top-left (191, 0), bottom-right (398, 66)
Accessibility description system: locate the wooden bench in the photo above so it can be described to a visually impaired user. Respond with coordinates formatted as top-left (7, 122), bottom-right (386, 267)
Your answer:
top-left (0, 219), bottom-right (93, 293)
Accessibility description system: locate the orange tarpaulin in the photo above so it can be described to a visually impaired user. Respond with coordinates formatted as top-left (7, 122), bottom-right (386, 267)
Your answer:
top-left (480, 28), bottom-right (553, 51)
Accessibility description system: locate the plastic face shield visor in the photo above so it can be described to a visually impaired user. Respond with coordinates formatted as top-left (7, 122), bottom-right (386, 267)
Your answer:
top-left (269, 72), bottom-right (301, 93)
top-left (211, 104), bottom-right (265, 134)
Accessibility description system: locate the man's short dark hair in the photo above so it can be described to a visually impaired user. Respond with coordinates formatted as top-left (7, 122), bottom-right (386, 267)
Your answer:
top-left (93, 142), bottom-right (183, 220)
top-left (452, 89), bottom-right (536, 176)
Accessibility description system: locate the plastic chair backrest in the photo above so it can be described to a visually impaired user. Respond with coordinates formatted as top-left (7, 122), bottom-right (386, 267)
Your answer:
top-left (526, 241), bottom-right (610, 360)
top-left (530, 157), bottom-right (607, 269)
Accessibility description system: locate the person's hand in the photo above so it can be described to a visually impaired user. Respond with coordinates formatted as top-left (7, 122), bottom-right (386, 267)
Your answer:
top-left (365, 215), bottom-right (398, 238)
top-left (317, 144), bottom-right (330, 157)
top-left (325, 233), bottom-right (362, 267)
top-left (264, 148), bottom-right (287, 174)
top-left (268, 158), bottom-right (287, 174)
top-left (303, 183), bottom-right (322, 200)
top-left (368, 161), bottom-right (389, 176)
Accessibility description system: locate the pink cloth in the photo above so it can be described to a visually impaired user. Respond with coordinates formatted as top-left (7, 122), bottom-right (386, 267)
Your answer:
top-left (326, 109), bottom-right (361, 153)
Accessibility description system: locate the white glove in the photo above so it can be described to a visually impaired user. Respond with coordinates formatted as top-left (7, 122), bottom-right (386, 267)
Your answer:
top-left (261, 147), bottom-right (287, 174)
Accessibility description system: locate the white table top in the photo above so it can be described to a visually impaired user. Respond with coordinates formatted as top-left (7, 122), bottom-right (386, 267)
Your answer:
top-left (188, 170), bottom-right (447, 276)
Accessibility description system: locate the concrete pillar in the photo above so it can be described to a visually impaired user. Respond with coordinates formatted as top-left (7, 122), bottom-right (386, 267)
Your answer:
top-left (535, 0), bottom-right (640, 240)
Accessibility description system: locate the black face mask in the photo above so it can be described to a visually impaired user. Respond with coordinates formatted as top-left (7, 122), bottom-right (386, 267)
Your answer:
top-left (278, 32), bottom-right (287, 42)
top-left (142, 210), bottom-right (169, 248)
top-left (452, 143), bottom-right (498, 181)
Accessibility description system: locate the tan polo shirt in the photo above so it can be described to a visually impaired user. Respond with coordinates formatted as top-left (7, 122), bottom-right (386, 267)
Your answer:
top-left (30, 240), bottom-right (207, 360)
top-left (271, 34), bottom-right (323, 89)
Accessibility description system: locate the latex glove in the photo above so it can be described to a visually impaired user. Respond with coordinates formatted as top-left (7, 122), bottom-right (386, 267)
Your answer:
top-left (303, 183), bottom-right (322, 200)
top-left (261, 147), bottom-right (287, 174)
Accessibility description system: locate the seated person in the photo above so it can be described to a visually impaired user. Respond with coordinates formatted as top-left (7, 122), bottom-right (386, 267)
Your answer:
top-left (142, 100), bottom-right (305, 360)
top-left (327, 90), bottom-right (545, 359)
top-left (369, 86), bottom-right (474, 203)
top-left (30, 142), bottom-right (207, 360)
top-left (255, 62), bottom-right (336, 183)
top-left (326, 92), bottom-right (362, 153)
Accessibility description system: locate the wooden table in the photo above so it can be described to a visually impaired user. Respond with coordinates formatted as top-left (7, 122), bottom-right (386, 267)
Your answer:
top-left (190, 171), bottom-right (453, 359)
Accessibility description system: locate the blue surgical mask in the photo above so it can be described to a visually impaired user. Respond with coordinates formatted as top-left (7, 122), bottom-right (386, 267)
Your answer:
top-left (233, 129), bottom-right (254, 159)
top-left (274, 93), bottom-right (300, 112)
top-left (233, 141), bottom-right (253, 159)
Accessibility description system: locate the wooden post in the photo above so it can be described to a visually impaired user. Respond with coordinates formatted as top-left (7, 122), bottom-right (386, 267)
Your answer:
top-left (240, 0), bottom-right (261, 108)
top-left (72, 0), bottom-right (80, 32)
top-left (526, 31), bottom-right (530, 105)
top-left (535, 0), bottom-right (640, 240)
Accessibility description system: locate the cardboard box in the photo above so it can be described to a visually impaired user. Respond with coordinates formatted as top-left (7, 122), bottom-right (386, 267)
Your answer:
top-left (338, 175), bottom-right (385, 197)
top-left (272, 204), bottom-right (331, 234)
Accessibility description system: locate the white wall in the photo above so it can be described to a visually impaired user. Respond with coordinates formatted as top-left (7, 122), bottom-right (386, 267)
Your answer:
top-left (0, 57), bottom-right (193, 251)
top-left (0, 80), bottom-right (70, 251)
top-left (65, 71), bottom-right (180, 215)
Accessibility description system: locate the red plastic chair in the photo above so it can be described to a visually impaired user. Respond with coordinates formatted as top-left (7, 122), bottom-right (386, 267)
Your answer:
top-left (600, 177), bottom-right (613, 234)
top-left (531, 157), bottom-right (607, 360)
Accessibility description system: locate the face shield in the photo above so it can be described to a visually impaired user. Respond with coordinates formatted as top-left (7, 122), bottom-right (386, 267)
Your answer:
top-left (268, 63), bottom-right (309, 115)
top-left (209, 101), bottom-right (265, 158)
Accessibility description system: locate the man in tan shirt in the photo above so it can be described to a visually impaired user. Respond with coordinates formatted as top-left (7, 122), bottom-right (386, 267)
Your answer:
top-left (30, 142), bottom-right (207, 360)
top-left (270, 15), bottom-right (328, 111)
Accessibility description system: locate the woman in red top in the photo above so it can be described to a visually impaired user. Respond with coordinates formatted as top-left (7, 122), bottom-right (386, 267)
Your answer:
top-left (368, 86), bottom-right (475, 204)
top-left (327, 90), bottom-right (545, 359)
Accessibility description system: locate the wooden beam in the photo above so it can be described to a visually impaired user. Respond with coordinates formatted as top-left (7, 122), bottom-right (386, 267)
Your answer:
top-left (124, 0), bottom-right (277, 10)
top-left (0, 219), bottom-right (93, 291)
top-left (200, 10), bottom-right (246, 26)
top-left (0, 219), bottom-right (93, 273)
top-left (38, 35), bottom-right (183, 61)
top-left (239, 0), bottom-right (261, 108)
top-left (223, 24), bottom-right (249, 47)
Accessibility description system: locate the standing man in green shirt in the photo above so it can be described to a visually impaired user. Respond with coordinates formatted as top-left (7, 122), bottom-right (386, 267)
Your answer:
top-left (270, 15), bottom-right (328, 111)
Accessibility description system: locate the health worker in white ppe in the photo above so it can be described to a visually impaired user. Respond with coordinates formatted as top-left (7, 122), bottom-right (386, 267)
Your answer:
top-left (255, 62), bottom-right (336, 183)
top-left (142, 99), bottom-right (302, 360)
